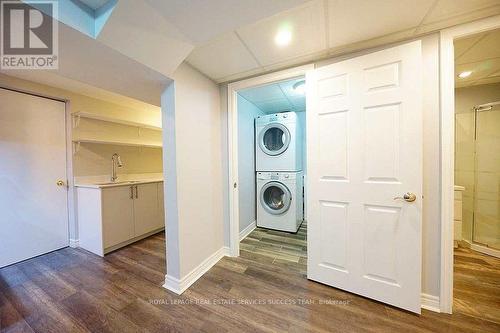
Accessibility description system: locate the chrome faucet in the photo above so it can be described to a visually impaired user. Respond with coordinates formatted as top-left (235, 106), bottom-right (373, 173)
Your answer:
top-left (111, 153), bottom-right (123, 182)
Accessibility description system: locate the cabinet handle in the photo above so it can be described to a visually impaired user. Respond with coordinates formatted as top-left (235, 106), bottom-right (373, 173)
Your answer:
top-left (135, 185), bottom-right (138, 199)
top-left (130, 186), bottom-right (134, 199)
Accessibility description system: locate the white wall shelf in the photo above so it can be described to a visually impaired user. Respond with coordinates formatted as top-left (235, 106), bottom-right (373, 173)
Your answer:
top-left (72, 111), bottom-right (162, 131)
top-left (72, 139), bottom-right (162, 153)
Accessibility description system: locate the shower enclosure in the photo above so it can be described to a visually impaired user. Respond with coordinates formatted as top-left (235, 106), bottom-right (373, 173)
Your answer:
top-left (456, 101), bottom-right (500, 256)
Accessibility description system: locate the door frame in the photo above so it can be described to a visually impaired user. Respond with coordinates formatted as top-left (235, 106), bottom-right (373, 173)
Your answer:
top-left (226, 64), bottom-right (313, 256)
top-left (0, 85), bottom-right (73, 248)
top-left (439, 15), bottom-right (500, 314)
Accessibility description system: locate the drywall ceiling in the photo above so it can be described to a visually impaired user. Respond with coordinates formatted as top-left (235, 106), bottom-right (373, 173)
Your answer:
top-left (145, 0), bottom-right (308, 45)
top-left (455, 28), bottom-right (500, 88)
top-left (1, 22), bottom-right (170, 106)
top-left (79, 0), bottom-right (109, 10)
top-left (96, 0), bottom-right (194, 77)
top-left (9, 0), bottom-right (500, 108)
top-left (239, 77), bottom-right (306, 113)
top-left (187, 0), bottom-right (500, 83)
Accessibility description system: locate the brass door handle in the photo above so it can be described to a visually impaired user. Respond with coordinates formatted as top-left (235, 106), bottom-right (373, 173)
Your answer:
top-left (394, 192), bottom-right (416, 202)
top-left (56, 180), bottom-right (65, 187)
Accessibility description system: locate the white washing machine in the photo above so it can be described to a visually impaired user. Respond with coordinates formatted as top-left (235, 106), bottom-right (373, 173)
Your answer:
top-left (257, 171), bottom-right (303, 233)
top-left (255, 112), bottom-right (303, 172)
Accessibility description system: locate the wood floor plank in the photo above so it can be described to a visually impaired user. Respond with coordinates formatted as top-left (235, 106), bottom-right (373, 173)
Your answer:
top-left (0, 289), bottom-right (34, 333)
top-left (59, 290), bottom-right (144, 333)
top-left (1, 280), bottom-right (89, 333)
top-left (0, 230), bottom-right (498, 332)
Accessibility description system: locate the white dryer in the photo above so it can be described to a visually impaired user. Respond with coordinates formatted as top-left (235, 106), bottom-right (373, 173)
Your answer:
top-left (257, 171), bottom-right (303, 233)
top-left (255, 112), bottom-right (303, 172)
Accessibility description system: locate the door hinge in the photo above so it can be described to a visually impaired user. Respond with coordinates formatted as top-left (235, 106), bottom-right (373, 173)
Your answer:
top-left (233, 182), bottom-right (237, 189)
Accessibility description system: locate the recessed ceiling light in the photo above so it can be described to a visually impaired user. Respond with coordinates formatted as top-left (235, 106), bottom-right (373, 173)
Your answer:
top-left (293, 80), bottom-right (306, 94)
top-left (275, 27), bottom-right (292, 46)
top-left (458, 71), bottom-right (472, 78)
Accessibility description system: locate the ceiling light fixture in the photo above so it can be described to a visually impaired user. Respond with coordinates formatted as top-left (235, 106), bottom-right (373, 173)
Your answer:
top-left (458, 71), bottom-right (472, 79)
top-left (293, 80), bottom-right (306, 94)
top-left (275, 25), bottom-right (292, 46)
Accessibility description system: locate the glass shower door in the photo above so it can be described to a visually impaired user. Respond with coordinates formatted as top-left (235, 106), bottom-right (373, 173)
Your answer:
top-left (472, 106), bottom-right (500, 250)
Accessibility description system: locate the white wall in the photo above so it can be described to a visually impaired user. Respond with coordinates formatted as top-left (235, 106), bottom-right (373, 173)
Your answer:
top-left (0, 74), bottom-right (163, 178)
top-left (162, 63), bottom-right (224, 281)
top-left (0, 73), bottom-right (162, 242)
top-left (237, 96), bottom-right (265, 233)
top-left (420, 35), bottom-right (441, 297)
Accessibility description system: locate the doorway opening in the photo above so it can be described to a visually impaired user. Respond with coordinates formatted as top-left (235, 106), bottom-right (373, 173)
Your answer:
top-left (452, 27), bottom-right (500, 323)
top-left (229, 40), bottom-right (425, 314)
top-left (236, 76), bottom-right (307, 275)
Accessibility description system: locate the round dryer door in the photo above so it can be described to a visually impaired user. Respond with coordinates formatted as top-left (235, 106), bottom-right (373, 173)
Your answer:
top-left (258, 123), bottom-right (291, 156)
top-left (260, 181), bottom-right (292, 215)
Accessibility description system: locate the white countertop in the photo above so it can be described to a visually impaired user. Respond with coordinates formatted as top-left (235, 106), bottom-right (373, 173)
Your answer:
top-left (75, 179), bottom-right (163, 189)
top-left (74, 173), bottom-right (163, 189)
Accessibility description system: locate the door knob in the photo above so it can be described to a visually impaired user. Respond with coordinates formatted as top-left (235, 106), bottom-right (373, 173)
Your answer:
top-left (56, 180), bottom-right (65, 187)
top-left (394, 192), bottom-right (416, 202)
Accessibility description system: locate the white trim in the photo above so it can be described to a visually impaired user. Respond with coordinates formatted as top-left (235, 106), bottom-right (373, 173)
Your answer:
top-left (239, 221), bottom-right (256, 241)
top-left (471, 243), bottom-right (500, 259)
top-left (421, 293), bottom-right (440, 313)
top-left (65, 101), bottom-right (77, 248)
top-left (69, 239), bottom-right (79, 248)
top-left (439, 15), bottom-right (500, 314)
top-left (227, 64), bottom-right (314, 257)
top-left (163, 246), bottom-right (230, 295)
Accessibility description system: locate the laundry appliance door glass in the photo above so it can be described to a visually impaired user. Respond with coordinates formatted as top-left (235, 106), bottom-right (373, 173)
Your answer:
top-left (260, 181), bottom-right (292, 215)
top-left (259, 123), bottom-right (291, 156)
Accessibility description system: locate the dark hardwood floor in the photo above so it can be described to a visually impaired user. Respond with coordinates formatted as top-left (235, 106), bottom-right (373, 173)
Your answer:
top-left (1, 231), bottom-right (499, 332)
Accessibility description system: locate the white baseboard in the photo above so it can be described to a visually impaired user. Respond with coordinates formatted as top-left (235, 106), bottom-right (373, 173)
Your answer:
top-left (421, 293), bottom-right (440, 312)
top-left (239, 220), bottom-right (256, 241)
top-left (163, 246), bottom-right (230, 295)
top-left (69, 239), bottom-right (79, 248)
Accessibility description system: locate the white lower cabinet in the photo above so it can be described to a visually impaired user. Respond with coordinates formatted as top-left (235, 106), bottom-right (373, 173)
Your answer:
top-left (102, 186), bottom-right (135, 249)
top-left (134, 183), bottom-right (164, 235)
top-left (77, 181), bottom-right (165, 256)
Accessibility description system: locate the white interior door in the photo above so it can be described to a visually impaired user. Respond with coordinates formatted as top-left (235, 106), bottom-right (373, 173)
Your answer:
top-left (306, 41), bottom-right (423, 313)
top-left (0, 88), bottom-right (68, 268)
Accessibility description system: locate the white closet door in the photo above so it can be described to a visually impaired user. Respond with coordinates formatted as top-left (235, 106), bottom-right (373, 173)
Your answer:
top-left (306, 41), bottom-right (423, 313)
top-left (0, 88), bottom-right (68, 267)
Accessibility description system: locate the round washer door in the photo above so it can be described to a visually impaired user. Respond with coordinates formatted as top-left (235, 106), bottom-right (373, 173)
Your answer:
top-left (260, 181), bottom-right (292, 215)
top-left (258, 123), bottom-right (291, 156)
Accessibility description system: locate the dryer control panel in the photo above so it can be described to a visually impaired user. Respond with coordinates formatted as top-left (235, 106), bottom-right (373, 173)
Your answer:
top-left (255, 111), bottom-right (297, 125)
top-left (257, 171), bottom-right (300, 181)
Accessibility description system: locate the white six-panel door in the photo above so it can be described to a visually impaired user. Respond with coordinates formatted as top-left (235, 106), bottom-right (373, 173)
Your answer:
top-left (306, 41), bottom-right (423, 313)
top-left (0, 88), bottom-right (68, 268)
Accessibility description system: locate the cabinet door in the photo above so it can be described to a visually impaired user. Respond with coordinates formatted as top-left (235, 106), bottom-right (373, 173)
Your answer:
top-left (102, 186), bottom-right (135, 249)
top-left (157, 182), bottom-right (165, 229)
top-left (134, 183), bottom-right (160, 236)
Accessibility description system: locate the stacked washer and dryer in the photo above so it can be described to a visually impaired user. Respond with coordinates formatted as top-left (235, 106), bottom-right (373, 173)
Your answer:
top-left (255, 112), bottom-right (304, 233)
